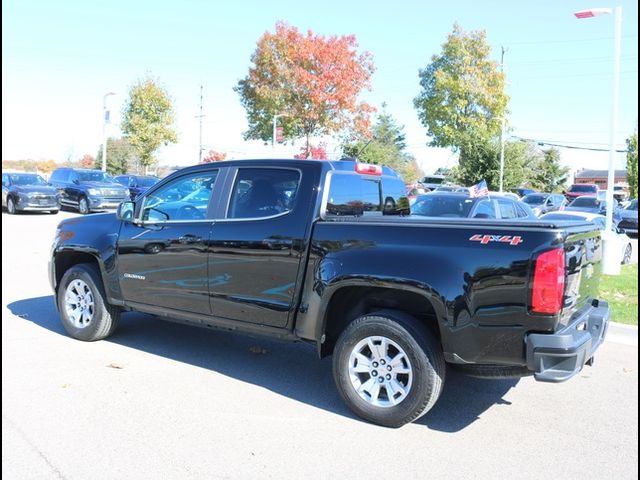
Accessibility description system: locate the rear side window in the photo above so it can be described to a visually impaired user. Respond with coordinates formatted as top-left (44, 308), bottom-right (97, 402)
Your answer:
top-left (326, 174), bottom-right (381, 216)
top-left (473, 200), bottom-right (496, 219)
top-left (227, 168), bottom-right (300, 219)
top-left (498, 199), bottom-right (518, 219)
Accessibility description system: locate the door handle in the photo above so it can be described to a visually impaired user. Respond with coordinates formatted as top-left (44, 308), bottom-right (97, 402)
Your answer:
top-left (178, 234), bottom-right (202, 244)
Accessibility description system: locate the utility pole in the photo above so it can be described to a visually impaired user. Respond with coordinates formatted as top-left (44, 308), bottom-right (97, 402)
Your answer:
top-left (196, 84), bottom-right (205, 163)
top-left (498, 46), bottom-right (507, 192)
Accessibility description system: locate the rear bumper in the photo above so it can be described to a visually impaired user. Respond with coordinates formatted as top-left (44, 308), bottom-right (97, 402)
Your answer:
top-left (526, 300), bottom-right (610, 382)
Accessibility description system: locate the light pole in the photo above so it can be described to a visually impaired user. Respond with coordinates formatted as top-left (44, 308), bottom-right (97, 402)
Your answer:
top-left (272, 113), bottom-right (287, 148)
top-left (499, 46), bottom-right (507, 192)
top-left (574, 6), bottom-right (622, 275)
top-left (102, 92), bottom-right (116, 172)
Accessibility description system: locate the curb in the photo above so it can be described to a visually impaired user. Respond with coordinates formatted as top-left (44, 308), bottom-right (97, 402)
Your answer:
top-left (605, 321), bottom-right (638, 347)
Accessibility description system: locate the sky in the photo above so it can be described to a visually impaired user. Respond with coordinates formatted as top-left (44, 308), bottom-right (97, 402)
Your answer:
top-left (2, 0), bottom-right (638, 178)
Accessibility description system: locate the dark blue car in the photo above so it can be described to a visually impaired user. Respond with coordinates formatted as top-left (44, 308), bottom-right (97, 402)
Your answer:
top-left (114, 175), bottom-right (160, 200)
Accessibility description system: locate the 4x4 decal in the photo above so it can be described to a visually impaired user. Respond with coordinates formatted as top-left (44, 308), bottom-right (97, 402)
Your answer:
top-left (469, 234), bottom-right (523, 246)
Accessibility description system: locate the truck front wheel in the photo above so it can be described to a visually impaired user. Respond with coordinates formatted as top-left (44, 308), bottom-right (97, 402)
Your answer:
top-left (332, 310), bottom-right (445, 428)
top-left (57, 263), bottom-right (120, 341)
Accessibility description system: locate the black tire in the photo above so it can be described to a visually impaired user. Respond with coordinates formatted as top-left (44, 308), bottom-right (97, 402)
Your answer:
top-left (7, 196), bottom-right (17, 214)
top-left (49, 209), bottom-right (60, 215)
top-left (78, 196), bottom-right (90, 214)
top-left (57, 263), bottom-right (120, 341)
top-left (453, 364), bottom-right (533, 379)
top-left (332, 310), bottom-right (445, 428)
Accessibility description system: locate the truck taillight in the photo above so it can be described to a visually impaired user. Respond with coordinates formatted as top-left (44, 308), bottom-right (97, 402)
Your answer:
top-left (531, 248), bottom-right (565, 315)
top-left (355, 163), bottom-right (382, 176)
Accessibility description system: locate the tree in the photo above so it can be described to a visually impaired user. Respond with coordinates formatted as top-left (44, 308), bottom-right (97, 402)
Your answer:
top-left (79, 154), bottom-right (95, 168)
top-left (627, 132), bottom-right (638, 198)
top-left (201, 150), bottom-right (227, 163)
top-left (121, 76), bottom-right (178, 172)
top-left (342, 108), bottom-right (422, 183)
top-left (235, 21), bottom-right (375, 152)
top-left (413, 24), bottom-right (508, 154)
top-left (294, 143), bottom-right (328, 160)
top-left (530, 147), bottom-right (570, 192)
top-left (451, 139), bottom-right (539, 191)
top-left (95, 137), bottom-right (137, 175)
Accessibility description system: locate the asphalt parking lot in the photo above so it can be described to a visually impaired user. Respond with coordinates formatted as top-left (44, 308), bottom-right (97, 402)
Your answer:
top-left (2, 210), bottom-right (638, 480)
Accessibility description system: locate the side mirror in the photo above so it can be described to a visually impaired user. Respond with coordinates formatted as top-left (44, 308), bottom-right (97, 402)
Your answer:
top-left (117, 201), bottom-right (135, 221)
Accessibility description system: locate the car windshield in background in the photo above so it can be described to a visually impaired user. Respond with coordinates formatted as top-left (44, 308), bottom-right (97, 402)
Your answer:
top-left (411, 195), bottom-right (474, 217)
top-left (570, 197), bottom-right (598, 207)
top-left (137, 177), bottom-right (159, 187)
top-left (9, 174), bottom-right (47, 186)
top-left (522, 194), bottom-right (547, 205)
top-left (569, 185), bottom-right (597, 193)
top-left (626, 200), bottom-right (637, 211)
top-left (77, 171), bottom-right (115, 183)
top-left (421, 176), bottom-right (445, 185)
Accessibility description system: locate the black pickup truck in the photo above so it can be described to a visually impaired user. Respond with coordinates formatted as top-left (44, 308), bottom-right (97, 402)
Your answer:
top-left (49, 159), bottom-right (610, 427)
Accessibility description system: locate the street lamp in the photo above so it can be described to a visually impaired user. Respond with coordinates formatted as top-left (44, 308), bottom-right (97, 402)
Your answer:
top-left (574, 6), bottom-right (622, 275)
top-left (102, 92), bottom-right (116, 172)
top-left (272, 113), bottom-right (287, 148)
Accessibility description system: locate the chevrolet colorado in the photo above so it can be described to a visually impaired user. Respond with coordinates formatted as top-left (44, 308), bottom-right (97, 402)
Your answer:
top-left (50, 159), bottom-right (610, 427)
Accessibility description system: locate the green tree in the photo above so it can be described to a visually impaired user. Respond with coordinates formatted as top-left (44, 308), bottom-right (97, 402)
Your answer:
top-left (530, 147), bottom-right (570, 192)
top-left (627, 132), bottom-right (638, 198)
top-left (95, 137), bottom-right (137, 175)
top-left (452, 139), bottom-right (538, 191)
top-left (121, 77), bottom-right (177, 172)
top-left (343, 107), bottom-right (422, 182)
top-left (413, 24), bottom-right (508, 155)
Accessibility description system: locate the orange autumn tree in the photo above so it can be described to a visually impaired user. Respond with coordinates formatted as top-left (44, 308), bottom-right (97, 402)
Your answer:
top-left (235, 21), bottom-right (375, 152)
top-left (200, 150), bottom-right (227, 163)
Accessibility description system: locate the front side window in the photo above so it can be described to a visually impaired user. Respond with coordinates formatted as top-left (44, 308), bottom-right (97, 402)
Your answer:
top-left (141, 171), bottom-right (218, 222)
top-left (228, 168), bottom-right (300, 219)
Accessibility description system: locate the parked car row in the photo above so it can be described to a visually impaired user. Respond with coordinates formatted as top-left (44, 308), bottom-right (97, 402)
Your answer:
top-left (2, 168), bottom-right (163, 215)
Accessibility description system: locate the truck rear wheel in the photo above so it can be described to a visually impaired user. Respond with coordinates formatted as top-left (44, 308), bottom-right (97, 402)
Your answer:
top-left (332, 310), bottom-right (445, 428)
top-left (57, 263), bottom-right (120, 341)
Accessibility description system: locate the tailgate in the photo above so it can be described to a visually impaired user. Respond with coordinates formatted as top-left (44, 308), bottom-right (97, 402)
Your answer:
top-left (560, 227), bottom-right (603, 328)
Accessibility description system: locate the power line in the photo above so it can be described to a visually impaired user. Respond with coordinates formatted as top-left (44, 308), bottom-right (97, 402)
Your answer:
top-left (506, 33), bottom-right (638, 46)
top-left (511, 135), bottom-right (628, 152)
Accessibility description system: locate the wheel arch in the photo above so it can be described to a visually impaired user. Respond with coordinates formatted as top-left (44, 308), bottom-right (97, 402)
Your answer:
top-left (318, 284), bottom-right (444, 358)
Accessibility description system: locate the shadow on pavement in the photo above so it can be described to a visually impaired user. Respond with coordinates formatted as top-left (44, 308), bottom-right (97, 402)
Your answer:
top-left (8, 295), bottom-right (520, 432)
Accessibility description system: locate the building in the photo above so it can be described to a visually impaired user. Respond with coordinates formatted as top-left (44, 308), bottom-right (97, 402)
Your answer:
top-left (574, 169), bottom-right (627, 189)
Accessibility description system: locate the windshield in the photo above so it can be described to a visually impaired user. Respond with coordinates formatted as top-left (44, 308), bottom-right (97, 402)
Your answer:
top-left (411, 195), bottom-right (474, 217)
top-left (569, 184), bottom-right (597, 193)
top-left (76, 171), bottom-right (116, 183)
top-left (626, 199), bottom-right (638, 211)
top-left (8, 174), bottom-right (47, 186)
top-left (420, 176), bottom-right (445, 185)
top-left (570, 197), bottom-right (598, 207)
top-left (136, 176), bottom-right (159, 188)
top-left (522, 194), bottom-right (547, 205)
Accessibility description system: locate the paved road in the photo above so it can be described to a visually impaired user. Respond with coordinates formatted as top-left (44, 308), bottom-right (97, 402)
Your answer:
top-left (2, 211), bottom-right (638, 480)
